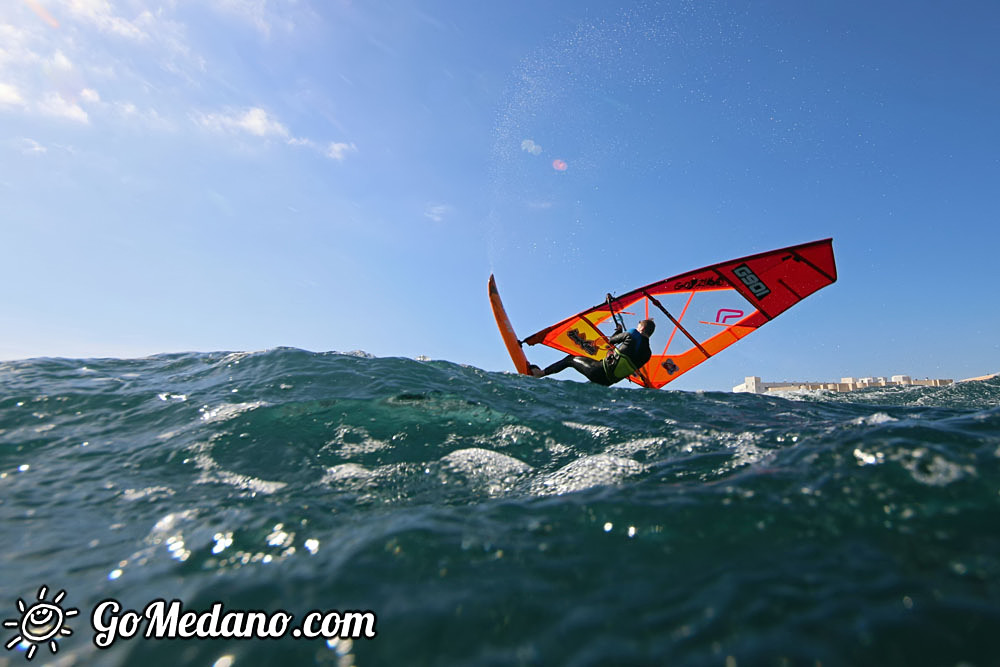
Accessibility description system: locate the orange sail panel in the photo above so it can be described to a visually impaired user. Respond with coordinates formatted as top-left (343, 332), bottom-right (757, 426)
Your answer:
top-left (522, 238), bottom-right (837, 389)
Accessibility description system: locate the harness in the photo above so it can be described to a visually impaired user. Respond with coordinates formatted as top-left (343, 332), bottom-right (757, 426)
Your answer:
top-left (602, 329), bottom-right (643, 382)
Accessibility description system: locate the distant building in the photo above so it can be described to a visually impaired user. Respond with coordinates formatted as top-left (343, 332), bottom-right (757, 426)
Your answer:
top-left (733, 375), bottom-right (954, 394)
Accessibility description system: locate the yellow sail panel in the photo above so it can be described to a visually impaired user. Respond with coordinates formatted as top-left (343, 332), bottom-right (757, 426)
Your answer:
top-left (539, 311), bottom-right (615, 360)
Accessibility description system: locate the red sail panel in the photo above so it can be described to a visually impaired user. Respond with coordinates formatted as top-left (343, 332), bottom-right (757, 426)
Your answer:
top-left (712, 240), bottom-right (837, 320)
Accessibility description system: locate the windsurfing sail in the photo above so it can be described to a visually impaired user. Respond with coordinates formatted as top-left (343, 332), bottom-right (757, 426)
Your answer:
top-left (521, 238), bottom-right (837, 388)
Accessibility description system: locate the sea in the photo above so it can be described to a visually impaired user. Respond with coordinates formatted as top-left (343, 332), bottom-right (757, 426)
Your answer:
top-left (1, 348), bottom-right (998, 667)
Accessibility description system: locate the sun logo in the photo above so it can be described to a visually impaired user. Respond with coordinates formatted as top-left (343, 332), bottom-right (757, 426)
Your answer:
top-left (3, 586), bottom-right (79, 661)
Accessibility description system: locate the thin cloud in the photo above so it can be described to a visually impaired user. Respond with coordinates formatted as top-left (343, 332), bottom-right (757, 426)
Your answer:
top-left (19, 137), bottom-right (47, 154)
top-left (424, 204), bottom-right (452, 223)
top-left (237, 107), bottom-right (289, 137)
top-left (2, 5), bottom-right (342, 161)
top-left (113, 100), bottom-right (174, 130)
top-left (193, 107), bottom-right (290, 138)
top-left (61, 0), bottom-right (149, 40)
top-left (0, 24), bottom-right (38, 73)
top-left (0, 82), bottom-right (27, 107)
top-left (37, 91), bottom-right (88, 122)
top-left (324, 141), bottom-right (357, 161)
top-left (48, 49), bottom-right (74, 72)
top-left (24, 74), bottom-right (175, 131)
top-left (1, 3), bottom-right (200, 111)
top-left (195, 108), bottom-right (354, 161)
top-left (288, 137), bottom-right (357, 161)
top-left (207, 0), bottom-right (275, 37)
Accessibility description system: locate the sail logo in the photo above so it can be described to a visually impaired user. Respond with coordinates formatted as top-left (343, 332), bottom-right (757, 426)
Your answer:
top-left (672, 276), bottom-right (727, 291)
top-left (732, 264), bottom-right (770, 298)
top-left (566, 329), bottom-right (598, 355)
top-left (715, 309), bottom-right (744, 324)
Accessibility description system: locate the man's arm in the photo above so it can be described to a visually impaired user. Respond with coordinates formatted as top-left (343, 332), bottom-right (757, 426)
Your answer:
top-left (608, 330), bottom-right (630, 345)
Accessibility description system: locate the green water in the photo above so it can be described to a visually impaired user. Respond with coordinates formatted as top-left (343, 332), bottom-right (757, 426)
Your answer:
top-left (1, 349), bottom-right (998, 665)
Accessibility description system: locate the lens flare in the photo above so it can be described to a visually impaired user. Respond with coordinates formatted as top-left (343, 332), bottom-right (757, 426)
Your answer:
top-left (23, 0), bottom-right (60, 28)
top-left (552, 159), bottom-right (568, 171)
top-left (521, 139), bottom-right (542, 155)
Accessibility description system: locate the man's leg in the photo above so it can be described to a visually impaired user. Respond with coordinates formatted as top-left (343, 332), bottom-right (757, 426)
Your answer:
top-left (541, 355), bottom-right (575, 377)
top-left (568, 357), bottom-right (613, 385)
top-left (542, 355), bottom-right (611, 385)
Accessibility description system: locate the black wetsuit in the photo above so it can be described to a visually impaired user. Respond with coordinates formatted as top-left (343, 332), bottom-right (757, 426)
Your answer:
top-left (542, 328), bottom-right (651, 386)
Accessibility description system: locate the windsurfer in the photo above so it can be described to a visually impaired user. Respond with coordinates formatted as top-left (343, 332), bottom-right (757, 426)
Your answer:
top-left (531, 319), bottom-right (655, 386)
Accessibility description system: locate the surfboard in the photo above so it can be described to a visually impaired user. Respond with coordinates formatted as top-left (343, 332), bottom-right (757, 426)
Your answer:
top-left (488, 274), bottom-right (531, 375)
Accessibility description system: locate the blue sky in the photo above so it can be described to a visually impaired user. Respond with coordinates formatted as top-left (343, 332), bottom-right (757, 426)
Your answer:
top-left (2, 0), bottom-right (998, 391)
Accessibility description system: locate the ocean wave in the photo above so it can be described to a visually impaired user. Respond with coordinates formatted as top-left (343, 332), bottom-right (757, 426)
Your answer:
top-left (1, 351), bottom-right (998, 665)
